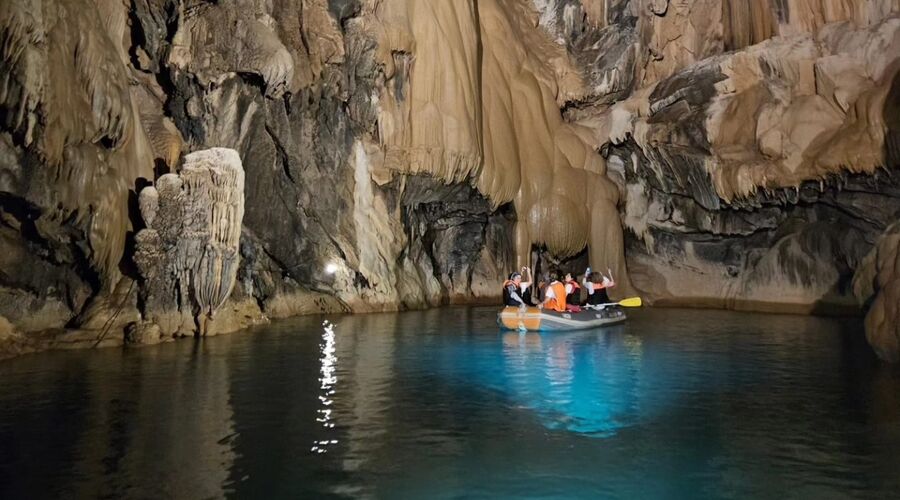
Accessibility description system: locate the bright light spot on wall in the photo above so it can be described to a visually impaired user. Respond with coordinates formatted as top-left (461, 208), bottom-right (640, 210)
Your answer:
top-left (325, 262), bottom-right (338, 275)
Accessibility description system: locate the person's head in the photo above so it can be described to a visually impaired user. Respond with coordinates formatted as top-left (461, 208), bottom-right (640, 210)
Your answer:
top-left (509, 272), bottom-right (522, 284)
top-left (564, 272), bottom-right (573, 282)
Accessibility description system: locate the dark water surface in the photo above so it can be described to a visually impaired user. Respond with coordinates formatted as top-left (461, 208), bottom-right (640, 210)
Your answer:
top-left (1, 307), bottom-right (899, 499)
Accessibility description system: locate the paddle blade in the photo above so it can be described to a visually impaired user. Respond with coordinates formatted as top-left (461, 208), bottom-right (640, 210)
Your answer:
top-left (618, 297), bottom-right (643, 307)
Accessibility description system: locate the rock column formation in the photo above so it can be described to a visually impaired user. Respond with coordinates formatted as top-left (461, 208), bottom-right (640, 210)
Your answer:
top-left (134, 148), bottom-right (245, 338)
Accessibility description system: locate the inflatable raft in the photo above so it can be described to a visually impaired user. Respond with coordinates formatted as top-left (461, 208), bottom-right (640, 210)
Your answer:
top-left (498, 306), bottom-right (627, 332)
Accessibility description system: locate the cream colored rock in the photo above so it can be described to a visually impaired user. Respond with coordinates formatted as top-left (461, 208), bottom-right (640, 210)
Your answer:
top-left (134, 148), bottom-right (245, 338)
top-left (375, 0), bottom-right (483, 184)
top-left (370, 0), bottom-right (630, 291)
top-left (138, 187), bottom-right (159, 228)
top-left (169, 3), bottom-right (294, 97)
top-left (179, 148), bottom-right (245, 317)
top-left (478, 0), bottom-right (630, 290)
top-left (606, 14), bottom-right (900, 204)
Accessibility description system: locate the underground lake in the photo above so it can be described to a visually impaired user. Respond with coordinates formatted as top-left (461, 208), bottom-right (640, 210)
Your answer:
top-left (1, 307), bottom-right (899, 499)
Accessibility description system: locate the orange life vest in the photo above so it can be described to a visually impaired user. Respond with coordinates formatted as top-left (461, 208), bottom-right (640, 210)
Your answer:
top-left (546, 282), bottom-right (567, 312)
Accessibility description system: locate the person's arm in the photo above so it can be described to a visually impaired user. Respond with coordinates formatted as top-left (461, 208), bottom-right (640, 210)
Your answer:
top-left (593, 279), bottom-right (615, 289)
top-left (541, 286), bottom-right (555, 308)
top-left (521, 266), bottom-right (532, 288)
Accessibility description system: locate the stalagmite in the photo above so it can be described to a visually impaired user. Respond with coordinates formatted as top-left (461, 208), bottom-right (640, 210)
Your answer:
top-left (134, 148), bottom-right (245, 338)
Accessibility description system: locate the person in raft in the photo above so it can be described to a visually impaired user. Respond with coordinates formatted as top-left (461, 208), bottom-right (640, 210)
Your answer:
top-left (582, 267), bottom-right (616, 308)
top-left (540, 273), bottom-right (572, 312)
top-left (502, 267), bottom-right (534, 309)
top-left (563, 273), bottom-right (581, 306)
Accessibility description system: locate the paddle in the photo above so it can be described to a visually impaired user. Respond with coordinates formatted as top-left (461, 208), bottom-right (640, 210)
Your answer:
top-left (595, 297), bottom-right (642, 308)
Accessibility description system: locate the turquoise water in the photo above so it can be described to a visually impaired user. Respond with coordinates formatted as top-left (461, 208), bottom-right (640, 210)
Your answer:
top-left (1, 307), bottom-right (899, 498)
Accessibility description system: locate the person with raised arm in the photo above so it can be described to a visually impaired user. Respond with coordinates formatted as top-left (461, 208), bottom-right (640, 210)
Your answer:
top-left (502, 266), bottom-right (534, 309)
top-left (582, 267), bottom-right (616, 309)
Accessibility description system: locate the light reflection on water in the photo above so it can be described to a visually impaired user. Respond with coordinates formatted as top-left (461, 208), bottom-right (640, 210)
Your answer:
top-left (311, 320), bottom-right (338, 454)
top-left (1, 307), bottom-right (899, 499)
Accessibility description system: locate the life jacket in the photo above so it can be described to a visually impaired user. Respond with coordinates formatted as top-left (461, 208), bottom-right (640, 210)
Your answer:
top-left (545, 281), bottom-right (567, 312)
top-left (502, 280), bottom-right (519, 306)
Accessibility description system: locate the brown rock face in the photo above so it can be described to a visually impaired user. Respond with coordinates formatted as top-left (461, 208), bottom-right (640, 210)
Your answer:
top-left (856, 223), bottom-right (900, 362)
top-left (1, 0), bottom-right (899, 359)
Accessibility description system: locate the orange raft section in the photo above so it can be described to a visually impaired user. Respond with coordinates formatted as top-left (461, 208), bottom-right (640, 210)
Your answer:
top-left (497, 306), bottom-right (627, 332)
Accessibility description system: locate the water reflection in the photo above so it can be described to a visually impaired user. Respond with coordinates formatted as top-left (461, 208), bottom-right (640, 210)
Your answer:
top-left (492, 328), bottom-right (646, 436)
top-left (311, 320), bottom-right (338, 454)
top-left (0, 340), bottom-right (236, 498)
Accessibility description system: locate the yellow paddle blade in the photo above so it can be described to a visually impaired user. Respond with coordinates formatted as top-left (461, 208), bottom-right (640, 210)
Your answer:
top-left (618, 297), bottom-right (643, 307)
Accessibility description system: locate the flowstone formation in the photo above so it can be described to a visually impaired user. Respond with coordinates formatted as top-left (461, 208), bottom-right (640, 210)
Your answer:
top-left (1, 0), bottom-right (899, 360)
top-left (133, 148), bottom-right (245, 340)
top-left (373, 0), bottom-right (631, 289)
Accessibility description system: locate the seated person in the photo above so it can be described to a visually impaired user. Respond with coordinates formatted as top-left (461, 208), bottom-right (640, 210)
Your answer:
top-left (541, 273), bottom-right (569, 312)
top-left (502, 267), bottom-right (533, 308)
top-left (582, 267), bottom-right (616, 307)
top-left (563, 272), bottom-right (581, 306)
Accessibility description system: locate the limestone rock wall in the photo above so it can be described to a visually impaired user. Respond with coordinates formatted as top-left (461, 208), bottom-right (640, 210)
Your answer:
top-left (543, 0), bottom-right (900, 357)
top-left (0, 0), bottom-right (157, 334)
top-left (0, 0), bottom-right (518, 351)
top-left (1, 0), bottom-right (899, 359)
top-left (856, 222), bottom-right (900, 362)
